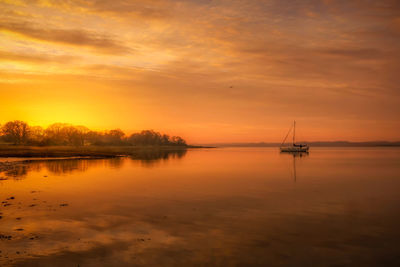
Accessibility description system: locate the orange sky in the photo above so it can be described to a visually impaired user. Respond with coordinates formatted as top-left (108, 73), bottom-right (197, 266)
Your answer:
top-left (0, 0), bottom-right (399, 143)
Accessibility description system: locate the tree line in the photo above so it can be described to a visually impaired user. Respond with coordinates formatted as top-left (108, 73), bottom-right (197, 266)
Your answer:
top-left (0, 120), bottom-right (187, 146)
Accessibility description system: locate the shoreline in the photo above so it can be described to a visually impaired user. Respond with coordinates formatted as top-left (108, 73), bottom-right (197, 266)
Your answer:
top-left (0, 145), bottom-right (215, 175)
top-left (0, 145), bottom-right (213, 158)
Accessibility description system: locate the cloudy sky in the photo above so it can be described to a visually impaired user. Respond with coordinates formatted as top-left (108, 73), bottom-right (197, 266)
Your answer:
top-left (0, 0), bottom-right (399, 142)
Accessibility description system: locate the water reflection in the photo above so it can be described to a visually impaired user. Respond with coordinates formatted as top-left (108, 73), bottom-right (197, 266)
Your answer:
top-left (130, 149), bottom-right (187, 167)
top-left (1, 148), bottom-right (400, 266)
top-left (280, 151), bottom-right (309, 182)
top-left (0, 159), bottom-right (114, 179)
top-left (0, 149), bottom-right (187, 179)
top-left (1, 164), bottom-right (31, 179)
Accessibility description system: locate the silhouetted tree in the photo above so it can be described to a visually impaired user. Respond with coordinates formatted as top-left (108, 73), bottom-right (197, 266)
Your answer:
top-left (105, 129), bottom-right (125, 145)
top-left (170, 136), bottom-right (186, 146)
top-left (0, 121), bottom-right (187, 147)
top-left (27, 126), bottom-right (45, 145)
top-left (75, 126), bottom-right (89, 146)
top-left (1, 120), bottom-right (29, 144)
top-left (128, 130), bottom-right (187, 146)
top-left (85, 130), bottom-right (103, 145)
top-left (44, 123), bottom-right (69, 145)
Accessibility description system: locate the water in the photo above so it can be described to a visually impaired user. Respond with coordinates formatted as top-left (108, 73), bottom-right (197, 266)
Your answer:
top-left (0, 147), bottom-right (400, 266)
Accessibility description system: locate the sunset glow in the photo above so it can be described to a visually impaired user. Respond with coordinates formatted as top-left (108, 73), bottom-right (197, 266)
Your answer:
top-left (1, 0), bottom-right (399, 143)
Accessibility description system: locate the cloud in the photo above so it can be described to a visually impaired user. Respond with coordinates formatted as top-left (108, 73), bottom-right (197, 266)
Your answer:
top-left (35, 0), bottom-right (172, 20)
top-left (0, 50), bottom-right (76, 63)
top-left (0, 20), bottom-right (131, 54)
top-left (0, 0), bottom-right (399, 141)
top-left (317, 48), bottom-right (384, 59)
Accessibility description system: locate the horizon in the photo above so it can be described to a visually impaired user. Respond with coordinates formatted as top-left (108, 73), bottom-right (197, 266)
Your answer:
top-left (1, 0), bottom-right (399, 143)
top-left (199, 140), bottom-right (400, 144)
top-left (1, 119), bottom-right (399, 144)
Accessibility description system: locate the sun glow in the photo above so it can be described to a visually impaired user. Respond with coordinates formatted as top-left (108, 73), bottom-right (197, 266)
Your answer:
top-left (0, 0), bottom-right (399, 142)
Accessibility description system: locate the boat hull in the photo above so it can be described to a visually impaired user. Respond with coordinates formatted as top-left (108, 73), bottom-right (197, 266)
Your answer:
top-left (280, 146), bottom-right (309, 152)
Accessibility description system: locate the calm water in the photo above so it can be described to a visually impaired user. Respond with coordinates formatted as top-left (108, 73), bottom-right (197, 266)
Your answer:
top-left (1, 147), bottom-right (400, 266)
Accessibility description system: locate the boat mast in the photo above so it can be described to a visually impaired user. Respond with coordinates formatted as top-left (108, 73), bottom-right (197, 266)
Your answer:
top-left (293, 120), bottom-right (296, 145)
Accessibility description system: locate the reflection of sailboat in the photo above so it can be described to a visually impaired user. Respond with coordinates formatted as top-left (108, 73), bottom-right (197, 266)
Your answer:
top-left (280, 121), bottom-right (309, 153)
top-left (291, 152), bottom-right (308, 182)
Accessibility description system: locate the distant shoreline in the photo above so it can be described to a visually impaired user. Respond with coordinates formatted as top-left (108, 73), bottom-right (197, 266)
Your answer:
top-left (199, 141), bottom-right (400, 148)
top-left (0, 142), bottom-right (397, 159)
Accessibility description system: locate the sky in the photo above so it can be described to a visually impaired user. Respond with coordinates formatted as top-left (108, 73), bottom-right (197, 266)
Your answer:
top-left (0, 0), bottom-right (399, 143)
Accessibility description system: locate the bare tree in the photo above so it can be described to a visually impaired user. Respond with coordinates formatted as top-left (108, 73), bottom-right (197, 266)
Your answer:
top-left (0, 120), bottom-right (187, 147)
top-left (1, 120), bottom-right (29, 144)
top-left (28, 126), bottom-right (45, 144)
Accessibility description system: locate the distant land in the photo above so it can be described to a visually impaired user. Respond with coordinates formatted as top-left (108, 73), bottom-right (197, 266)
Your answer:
top-left (199, 141), bottom-right (400, 147)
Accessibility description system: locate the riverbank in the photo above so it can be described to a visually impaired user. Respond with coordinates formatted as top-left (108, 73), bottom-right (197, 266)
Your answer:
top-left (0, 145), bottom-right (202, 177)
top-left (0, 145), bottom-right (208, 158)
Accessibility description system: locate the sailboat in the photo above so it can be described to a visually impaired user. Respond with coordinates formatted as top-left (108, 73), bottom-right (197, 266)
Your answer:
top-left (280, 121), bottom-right (309, 153)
